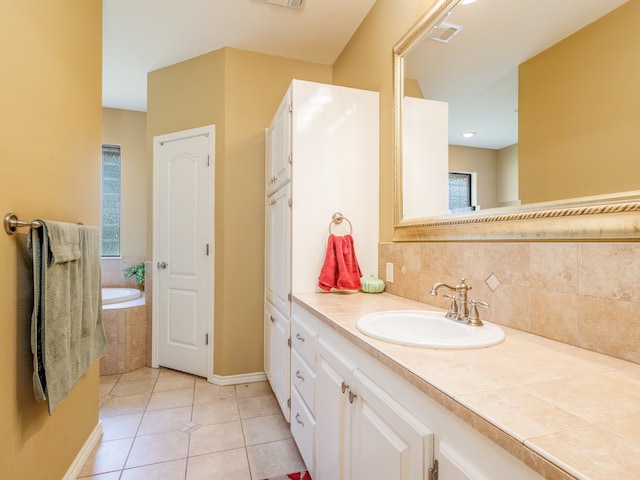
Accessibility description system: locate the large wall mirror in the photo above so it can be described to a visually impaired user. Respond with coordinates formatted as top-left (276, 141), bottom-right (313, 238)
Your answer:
top-left (393, 0), bottom-right (640, 241)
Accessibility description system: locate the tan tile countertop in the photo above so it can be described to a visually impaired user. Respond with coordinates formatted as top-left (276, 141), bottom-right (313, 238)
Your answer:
top-left (293, 292), bottom-right (640, 480)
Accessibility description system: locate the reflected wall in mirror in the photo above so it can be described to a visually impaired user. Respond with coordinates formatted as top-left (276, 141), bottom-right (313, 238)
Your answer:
top-left (393, 0), bottom-right (640, 241)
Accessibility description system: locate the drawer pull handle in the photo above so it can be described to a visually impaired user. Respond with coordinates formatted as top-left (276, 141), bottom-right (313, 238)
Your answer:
top-left (349, 390), bottom-right (357, 404)
top-left (295, 333), bottom-right (305, 342)
top-left (295, 370), bottom-right (305, 382)
top-left (295, 413), bottom-right (305, 427)
top-left (341, 381), bottom-right (348, 394)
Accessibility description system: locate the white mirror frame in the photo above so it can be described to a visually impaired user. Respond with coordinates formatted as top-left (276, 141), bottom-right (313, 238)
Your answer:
top-left (392, 0), bottom-right (640, 242)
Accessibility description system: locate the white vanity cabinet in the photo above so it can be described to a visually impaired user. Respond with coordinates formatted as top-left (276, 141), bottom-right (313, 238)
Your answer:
top-left (264, 301), bottom-right (291, 421)
top-left (264, 79), bottom-right (379, 421)
top-left (289, 315), bottom-right (318, 475)
top-left (293, 301), bottom-right (545, 480)
top-left (315, 337), bottom-right (433, 480)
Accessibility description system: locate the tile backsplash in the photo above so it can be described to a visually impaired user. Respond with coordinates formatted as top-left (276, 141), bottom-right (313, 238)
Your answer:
top-left (379, 242), bottom-right (640, 364)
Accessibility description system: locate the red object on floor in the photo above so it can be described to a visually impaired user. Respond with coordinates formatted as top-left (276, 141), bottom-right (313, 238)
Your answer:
top-left (261, 472), bottom-right (312, 480)
top-left (287, 472), bottom-right (312, 480)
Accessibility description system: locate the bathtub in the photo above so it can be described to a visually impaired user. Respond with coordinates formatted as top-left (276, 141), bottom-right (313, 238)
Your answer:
top-left (102, 287), bottom-right (145, 310)
top-left (100, 287), bottom-right (148, 375)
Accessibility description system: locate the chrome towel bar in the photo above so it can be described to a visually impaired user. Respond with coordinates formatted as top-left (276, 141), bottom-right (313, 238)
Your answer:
top-left (4, 213), bottom-right (43, 235)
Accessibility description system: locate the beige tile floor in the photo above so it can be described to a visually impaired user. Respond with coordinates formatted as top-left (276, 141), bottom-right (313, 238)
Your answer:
top-left (79, 367), bottom-right (306, 480)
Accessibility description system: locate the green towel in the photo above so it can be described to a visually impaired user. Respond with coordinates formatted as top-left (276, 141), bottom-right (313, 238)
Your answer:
top-left (29, 220), bottom-right (107, 414)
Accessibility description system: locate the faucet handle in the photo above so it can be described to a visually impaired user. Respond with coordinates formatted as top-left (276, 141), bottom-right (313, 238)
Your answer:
top-left (442, 293), bottom-right (458, 319)
top-left (467, 300), bottom-right (488, 326)
top-left (457, 278), bottom-right (472, 292)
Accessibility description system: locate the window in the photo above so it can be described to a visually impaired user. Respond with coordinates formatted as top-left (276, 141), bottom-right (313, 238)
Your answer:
top-left (101, 144), bottom-right (121, 257)
top-left (448, 172), bottom-right (475, 213)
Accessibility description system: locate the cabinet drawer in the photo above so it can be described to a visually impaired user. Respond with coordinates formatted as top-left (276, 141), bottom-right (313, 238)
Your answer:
top-left (291, 315), bottom-right (317, 368)
top-left (292, 349), bottom-right (315, 413)
top-left (291, 387), bottom-right (316, 475)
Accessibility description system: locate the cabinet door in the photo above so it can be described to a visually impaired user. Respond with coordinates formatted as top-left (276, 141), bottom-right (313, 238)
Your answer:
top-left (266, 302), bottom-right (291, 421)
top-left (266, 90), bottom-right (291, 195)
top-left (315, 338), bottom-right (355, 480)
top-left (350, 369), bottom-right (434, 480)
top-left (265, 185), bottom-right (291, 316)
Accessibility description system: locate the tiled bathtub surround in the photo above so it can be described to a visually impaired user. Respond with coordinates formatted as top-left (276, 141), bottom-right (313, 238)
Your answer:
top-left (101, 303), bottom-right (148, 375)
top-left (379, 242), bottom-right (640, 364)
top-left (99, 257), bottom-right (152, 374)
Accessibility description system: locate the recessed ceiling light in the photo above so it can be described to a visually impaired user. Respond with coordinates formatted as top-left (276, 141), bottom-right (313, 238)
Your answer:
top-left (462, 132), bottom-right (476, 138)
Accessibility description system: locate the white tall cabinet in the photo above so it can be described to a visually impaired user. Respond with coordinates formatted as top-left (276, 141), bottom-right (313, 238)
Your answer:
top-left (264, 79), bottom-right (379, 423)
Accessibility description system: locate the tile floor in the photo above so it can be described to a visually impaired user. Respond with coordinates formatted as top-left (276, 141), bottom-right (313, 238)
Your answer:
top-left (79, 367), bottom-right (306, 479)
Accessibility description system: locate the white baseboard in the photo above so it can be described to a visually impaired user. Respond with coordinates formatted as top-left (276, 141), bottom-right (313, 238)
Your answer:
top-left (63, 421), bottom-right (103, 480)
top-left (209, 371), bottom-right (267, 386)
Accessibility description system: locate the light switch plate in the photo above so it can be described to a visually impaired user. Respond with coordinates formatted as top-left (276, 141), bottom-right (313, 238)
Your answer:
top-left (386, 262), bottom-right (394, 283)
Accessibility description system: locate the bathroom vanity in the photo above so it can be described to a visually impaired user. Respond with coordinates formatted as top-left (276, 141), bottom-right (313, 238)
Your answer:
top-left (289, 291), bottom-right (640, 480)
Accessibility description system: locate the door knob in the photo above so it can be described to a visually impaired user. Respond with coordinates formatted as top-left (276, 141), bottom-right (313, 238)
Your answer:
top-left (157, 261), bottom-right (168, 270)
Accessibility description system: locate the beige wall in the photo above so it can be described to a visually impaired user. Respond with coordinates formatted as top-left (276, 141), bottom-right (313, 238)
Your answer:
top-left (519, 0), bottom-right (640, 204)
top-left (102, 108), bottom-right (148, 258)
top-left (332, 0), bottom-right (434, 241)
top-left (497, 144), bottom-right (519, 206)
top-left (147, 48), bottom-right (331, 376)
top-left (0, 1), bottom-right (102, 479)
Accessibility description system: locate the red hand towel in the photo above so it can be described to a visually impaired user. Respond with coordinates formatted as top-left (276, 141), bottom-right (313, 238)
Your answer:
top-left (318, 234), bottom-right (338, 291)
top-left (318, 234), bottom-right (362, 291)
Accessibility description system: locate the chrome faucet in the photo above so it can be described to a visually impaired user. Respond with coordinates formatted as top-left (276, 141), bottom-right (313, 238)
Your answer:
top-left (429, 278), bottom-right (472, 322)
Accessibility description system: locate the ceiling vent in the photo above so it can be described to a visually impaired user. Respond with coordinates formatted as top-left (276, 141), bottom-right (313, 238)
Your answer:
top-left (266, 0), bottom-right (304, 8)
top-left (427, 22), bottom-right (463, 43)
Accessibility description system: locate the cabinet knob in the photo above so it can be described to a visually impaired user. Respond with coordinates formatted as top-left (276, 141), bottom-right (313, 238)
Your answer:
top-left (295, 413), bottom-right (305, 427)
top-left (349, 390), bottom-right (357, 404)
top-left (295, 370), bottom-right (305, 382)
top-left (295, 333), bottom-right (305, 343)
top-left (341, 381), bottom-right (348, 394)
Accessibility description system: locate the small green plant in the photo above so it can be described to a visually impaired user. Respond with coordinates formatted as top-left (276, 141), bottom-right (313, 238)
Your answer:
top-left (123, 262), bottom-right (145, 285)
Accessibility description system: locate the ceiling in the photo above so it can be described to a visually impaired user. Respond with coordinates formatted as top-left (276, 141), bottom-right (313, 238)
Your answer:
top-left (404, 0), bottom-right (629, 149)
top-left (102, 0), bottom-right (378, 112)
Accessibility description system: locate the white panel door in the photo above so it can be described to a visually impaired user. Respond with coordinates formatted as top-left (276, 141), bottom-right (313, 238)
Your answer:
top-left (154, 126), bottom-right (213, 378)
top-left (315, 338), bottom-right (355, 480)
top-left (350, 369), bottom-right (433, 480)
top-left (266, 301), bottom-right (291, 421)
top-left (266, 89), bottom-right (292, 195)
top-left (265, 184), bottom-right (291, 316)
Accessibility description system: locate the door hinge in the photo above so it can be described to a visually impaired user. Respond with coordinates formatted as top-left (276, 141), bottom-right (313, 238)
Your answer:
top-left (206, 243), bottom-right (210, 256)
top-left (288, 154), bottom-right (292, 164)
top-left (206, 154), bottom-right (210, 167)
top-left (428, 459), bottom-right (438, 480)
top-left (288, 293), bottom-right (292, 302)
top-left (287, 397), bottom-right (291, 408)
top-left (288, 104), bottom-right (292, 113)
top-left (287, 337), bottom-right (291, 348)
top-left (205, 333), bottom-right (209, 346)
top-left (288, 198), bottom-right (292, 208)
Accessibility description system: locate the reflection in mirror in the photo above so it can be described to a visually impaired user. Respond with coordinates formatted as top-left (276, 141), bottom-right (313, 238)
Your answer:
top-left (397, 0), bottom-right (638, 223)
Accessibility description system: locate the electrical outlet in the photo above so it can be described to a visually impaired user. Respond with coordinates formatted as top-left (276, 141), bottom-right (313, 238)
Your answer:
top-left (386, 262), bottom-right (394, 283)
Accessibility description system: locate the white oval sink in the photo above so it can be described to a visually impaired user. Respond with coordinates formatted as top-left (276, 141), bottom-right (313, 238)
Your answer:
top-left (356, 310), bottom-right (505, 349)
